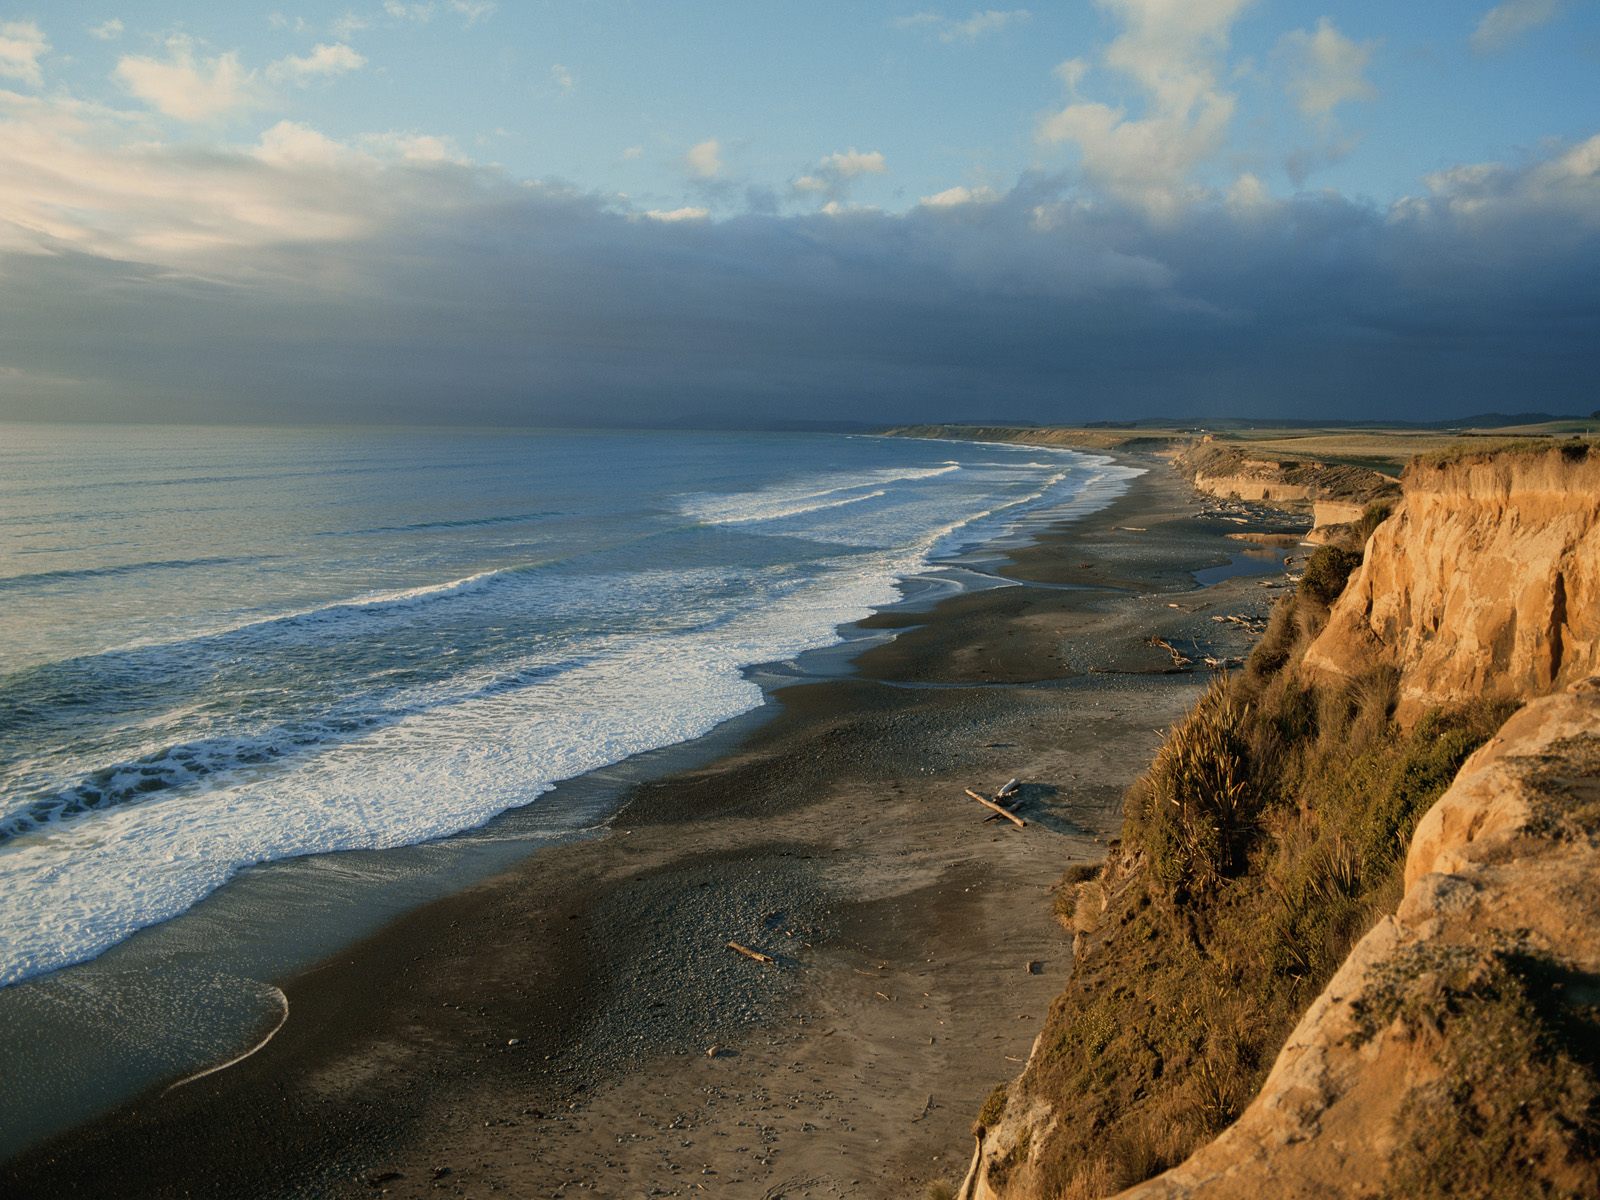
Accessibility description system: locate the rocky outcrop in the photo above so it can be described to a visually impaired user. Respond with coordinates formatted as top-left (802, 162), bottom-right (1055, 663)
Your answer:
top-left (1115, 678), bottom-right (1600, 1199)
top-left (1304, 444), bottom-right (1600, 723)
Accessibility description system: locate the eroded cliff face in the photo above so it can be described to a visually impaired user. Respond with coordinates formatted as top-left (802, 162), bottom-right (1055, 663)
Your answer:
top-left (960, 442), bottom-right (1600, 1200)
top-left (1304, 445), bottom-right (1600, 723)
top-left (1115, 680), bottom-right (1600, 1199)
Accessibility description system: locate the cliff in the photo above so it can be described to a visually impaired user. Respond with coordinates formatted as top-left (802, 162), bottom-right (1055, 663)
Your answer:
top-left (1175, 440), bottom-right (1398, 533)
top-left (1304, 444), bottom-right (1600, 723)
top-left (958, 441), bottom-right (1600, 1200)
top-left (1114, 679), bottom-right (1600, 1199)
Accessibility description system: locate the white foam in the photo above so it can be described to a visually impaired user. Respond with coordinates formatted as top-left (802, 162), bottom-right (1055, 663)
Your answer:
top-left (0, 450), bottom-right (1139, 986)
top-left (681, 463), bottom-right (958, 526)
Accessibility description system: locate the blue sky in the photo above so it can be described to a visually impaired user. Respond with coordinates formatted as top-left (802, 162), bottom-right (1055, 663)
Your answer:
top-left (1, 1), bottom-right (1597, 424)
top-left (25, 1), bottom-right (1600, 212)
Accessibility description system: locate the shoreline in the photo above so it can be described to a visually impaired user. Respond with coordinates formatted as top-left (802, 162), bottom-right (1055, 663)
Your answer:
top-left (5, 452), bottom-right (1302, 1198)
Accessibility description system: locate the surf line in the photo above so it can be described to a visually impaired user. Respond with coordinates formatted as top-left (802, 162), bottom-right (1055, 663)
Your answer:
top-left (162, 986), bottom-right (289, 1095)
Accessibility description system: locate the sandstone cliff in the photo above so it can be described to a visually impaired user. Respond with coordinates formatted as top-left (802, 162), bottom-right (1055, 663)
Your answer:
top-left (1304, 444), bottom-right (1600, 723)
top-left (958, 441), bottom-right (1599, 1200)
top-left (1113, 679), bottom-right (1600, 1199)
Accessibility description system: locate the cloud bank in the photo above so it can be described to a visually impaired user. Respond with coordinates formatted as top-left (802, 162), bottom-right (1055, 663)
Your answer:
top-left (1, 88), bottom-right (1596, 428)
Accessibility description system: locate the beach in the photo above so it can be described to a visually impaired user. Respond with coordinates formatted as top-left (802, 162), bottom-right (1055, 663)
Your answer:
top-left (4, 454), bottom-right (1296, 1199)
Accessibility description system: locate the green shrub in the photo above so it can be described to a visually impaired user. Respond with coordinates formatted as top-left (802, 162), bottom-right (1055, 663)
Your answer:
top-left (1300, 545), bottom-right (1362, 606)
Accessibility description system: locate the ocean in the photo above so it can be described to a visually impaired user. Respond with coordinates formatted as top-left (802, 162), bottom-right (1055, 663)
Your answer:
top-left (0, 424), bottom-right (1136, 988)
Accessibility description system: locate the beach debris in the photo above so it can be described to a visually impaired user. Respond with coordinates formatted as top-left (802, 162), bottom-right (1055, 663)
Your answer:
top-left (1148, 637), bottom-right (1193, 670)
top-left (726, 940), bottom-right (776, 966)
top-left (1027, 960), bottom-right (1043, 975)
top-left (996, 777), bottom-right (1021, 800)
top-left (965, 787), bottom-right (1026, 827)
top-left (706, 1044), bottom-right (721, 1058)
top-left (1202, 655), bottom-right (1245, 670)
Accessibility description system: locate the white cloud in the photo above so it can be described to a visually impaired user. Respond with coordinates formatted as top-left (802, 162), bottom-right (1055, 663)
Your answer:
top-left (819, 148), bottom-right (887, 178)
top-left (643, 206), bottom-right (709, 222)
top-left (1278, 18), bottom-right (1377, 118)
top-left (383, 1), bottom-right (495, 26)
top-left (268, 13), bottom-right (309, 33)
top-left (919, 184), bottom-right (999, 207)
top-left (893, 10), bottom-right (1031, 42)
top-left (685, 138), bottom-right (722, 179)
top-left (0, 21), bottom-right (49, 88)
top-left (550, 63), bottom-right (574, 95)
top-left (621, 144), bottom-right (643, 161)
top-left (113, 37), bottom-right (256, 122)
top-left (1225, 172), bottom-right (1270, 209)
top-left (267, 42), bottom-right (366, 84)
top-left (1472, 0), bottom-right (1565, 52)
top-left (365, 131), bottom-right (468, 164)
top-left (792, 148), bottom-right (888, 202)
top-left (331, 13), bottom-right (373, 38)
top-left (1036, 0), bottom-right (1254, 217)
top-left (88, 19), bottom-right (125, 41)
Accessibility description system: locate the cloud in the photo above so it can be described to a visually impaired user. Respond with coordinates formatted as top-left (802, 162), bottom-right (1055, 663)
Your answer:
top-left (88, 19), bottom-right (125, 41)
top-left (550, 63), bottom-right (574, 95)
top-left (792, 147), bottom-right (888, 202)
top-left (685, 138), bottom-right (723, 179)
top-left (919, 184), bottom-right (1000, 207)
top-left (113, 37), bottom-right (256, 122)
top-left (642, 206), bottom-right (709, 222)
top-left (0, 93), bottom-right (1596, 430)
top-left (1036, 0), bottom-right (1255, 217)
top-left (1471, 0), bottom-right (1565, 52)
top-left (893, 9), bottom-right (1032, 42)
top-left (1277, 18), bottom-right (1378, 118)
top-left (383, 1), bottom-right (496, 26)
top-left (0, 21), bottom-right (49, 88)
top-left (267, 42), bottom-right (366, 84)
top-left (331, 13), bottom-right (373, 38)
top-left (621, 144), bottom-right (643, 161)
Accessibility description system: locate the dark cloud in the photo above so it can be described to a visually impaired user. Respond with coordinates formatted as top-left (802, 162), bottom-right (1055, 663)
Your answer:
top-left (2, 128), bottom-right (1597, 426)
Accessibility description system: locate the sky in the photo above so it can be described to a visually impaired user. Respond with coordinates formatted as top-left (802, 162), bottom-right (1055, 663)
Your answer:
top-left (0, 0), bottom-right (1597, 427)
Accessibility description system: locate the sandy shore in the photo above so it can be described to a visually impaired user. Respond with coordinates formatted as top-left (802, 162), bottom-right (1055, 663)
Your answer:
top-left (4, 454), bottom-right (1298, 1199)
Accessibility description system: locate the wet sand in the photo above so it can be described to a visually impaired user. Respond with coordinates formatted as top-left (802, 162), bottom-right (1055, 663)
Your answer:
top-left (4, 455), bottom-right (1297, 1199)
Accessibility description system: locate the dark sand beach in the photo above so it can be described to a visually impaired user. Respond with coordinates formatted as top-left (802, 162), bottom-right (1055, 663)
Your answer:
top-left (4, 455), bottom-right (1298, 1199)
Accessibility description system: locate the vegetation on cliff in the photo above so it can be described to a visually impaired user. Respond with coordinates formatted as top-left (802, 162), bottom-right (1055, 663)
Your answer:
top-left (970, 533), bottom-right (1514, 1197)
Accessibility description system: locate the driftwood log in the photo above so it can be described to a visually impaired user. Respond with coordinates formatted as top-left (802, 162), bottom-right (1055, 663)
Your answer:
top-left (964, 788), bottom-right (1026, 827)
top-left (726, 940), bottom-right (776, 965)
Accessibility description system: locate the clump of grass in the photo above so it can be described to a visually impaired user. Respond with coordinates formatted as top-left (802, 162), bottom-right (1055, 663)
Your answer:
top-left (1299, 544), bottom-right (1363, 606)
top-left (1384, 951), bottom-right (1600, 1199)
top-left (924, 1182), bottom-right (956, 1200)
top-left (976, 1082), bottom-right (1008, 1131)
top-left (1127, 681), bottom-right (1255, 899)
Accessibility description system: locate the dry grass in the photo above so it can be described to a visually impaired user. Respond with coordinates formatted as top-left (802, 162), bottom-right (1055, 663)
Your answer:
top-left (1004, 538), bottom-right (1517, 1198)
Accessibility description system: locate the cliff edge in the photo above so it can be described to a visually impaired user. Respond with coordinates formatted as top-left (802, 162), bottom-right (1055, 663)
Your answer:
top-left (1304, 443), bottom-right (1600, 723)
top-left (958, 440), bottom-right (1599, 1200)
top-left (1115, 678), bottom-right (1600, 1199)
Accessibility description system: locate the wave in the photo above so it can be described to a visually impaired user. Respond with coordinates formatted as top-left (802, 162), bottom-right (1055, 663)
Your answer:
top-left (0, 556), bottom-right (261, 592)
top-left (316, 511), bottom-right (560, 537)
top-left (682, 463), bottom-right (959, 526)
top-left (0, 655), bottom-right (596, 844)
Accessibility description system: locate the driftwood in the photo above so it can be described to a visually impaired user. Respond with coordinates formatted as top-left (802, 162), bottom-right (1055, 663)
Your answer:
top-left (1149, 637), bottom-right (1193, 669)
top-left (997, 778), bottom-right (1021, 799)
top-left (727, 940), bottom-right (776, 966)
top-left (965, 788), bottom-right (1026, 827)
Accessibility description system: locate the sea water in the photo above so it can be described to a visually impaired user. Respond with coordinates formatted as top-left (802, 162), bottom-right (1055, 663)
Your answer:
top-left (0, 425), bottom-right (1136, 987)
